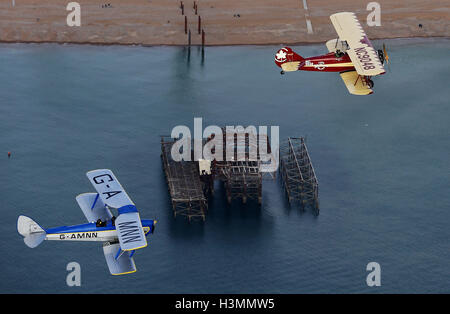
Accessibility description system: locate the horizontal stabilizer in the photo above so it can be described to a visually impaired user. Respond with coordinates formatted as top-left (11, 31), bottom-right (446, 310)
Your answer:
top-left (76, 193), bottom-right (112, 223)
top-left (103, 242), bottom-right (136, 275)
top-left (17, 215), bottom-right (46, 248)
top-left (24, 233), bottom-right (46, 248)
top-left (281, 61), bottom-right (301, 72)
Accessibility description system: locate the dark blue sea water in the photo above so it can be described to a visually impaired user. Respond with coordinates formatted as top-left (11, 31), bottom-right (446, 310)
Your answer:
top-left (0, 38), bottom-right (449, 293)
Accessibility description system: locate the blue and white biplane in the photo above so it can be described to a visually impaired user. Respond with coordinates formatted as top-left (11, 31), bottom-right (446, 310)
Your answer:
top-left (17, 169), bottom-right (156, 275)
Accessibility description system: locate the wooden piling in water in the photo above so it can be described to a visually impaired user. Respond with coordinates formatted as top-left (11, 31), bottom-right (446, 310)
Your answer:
top-left (201, 29), bottom-right (205, 51)
top-left (188, 29), bottom-right (191, 47)
top-left (198, 16), bottom-right (201, 34)
top-left (184, 16), bottom-right (187, 34)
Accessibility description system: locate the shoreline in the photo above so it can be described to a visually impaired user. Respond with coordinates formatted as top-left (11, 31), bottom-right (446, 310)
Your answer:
top-left (2, 1), bottom-right (449, 48)
top-left (1, 36), bottom-right (448, 48)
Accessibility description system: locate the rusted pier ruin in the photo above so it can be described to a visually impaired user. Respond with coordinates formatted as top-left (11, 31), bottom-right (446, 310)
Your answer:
top-left (217, 160), bottom-right (263, 205)
top-left (279, 137), bottom-right (319, 214)
top-left (161, 131), bottom-right (318, 221)
top-left (161, 136), bottom-right (207, 221)
top-left (211, 127), bottom-right (276, 204)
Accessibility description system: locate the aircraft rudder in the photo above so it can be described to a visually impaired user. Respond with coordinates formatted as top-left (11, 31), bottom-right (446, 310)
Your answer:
top-left (17, 215), bottom-right (46, 248)
top-left (275, 47), bottom-right (304, 65)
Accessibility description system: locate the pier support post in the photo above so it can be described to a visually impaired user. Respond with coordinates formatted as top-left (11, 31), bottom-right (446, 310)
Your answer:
top-left (188, 29), bottom-right (191, 47)
top-left (201, 29), bottom-right (205, 51)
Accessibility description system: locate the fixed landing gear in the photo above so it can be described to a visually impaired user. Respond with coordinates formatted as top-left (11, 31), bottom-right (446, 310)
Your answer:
top-left (358, 76), bottom-right (375, 89)
top-left (280, 70), bottom-right (285, 75)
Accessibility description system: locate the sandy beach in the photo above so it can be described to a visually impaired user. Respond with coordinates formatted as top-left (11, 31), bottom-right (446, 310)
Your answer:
top-left (0, 0), bottom-right (449, 45)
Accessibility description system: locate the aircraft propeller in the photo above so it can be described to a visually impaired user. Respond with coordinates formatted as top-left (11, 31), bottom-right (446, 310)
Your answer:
top-left (377, 43), bottom-right (390, 72)
top-left (383, 43), bottom-right (390, 71)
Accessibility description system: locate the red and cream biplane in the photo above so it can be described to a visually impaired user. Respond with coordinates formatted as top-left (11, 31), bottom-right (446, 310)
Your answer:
top-left (274, 12), bottom-right (390, 95)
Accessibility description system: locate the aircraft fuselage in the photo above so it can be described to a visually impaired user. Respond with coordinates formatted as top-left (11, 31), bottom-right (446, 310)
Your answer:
top-left (44, 219), bottom-right (155, 242)
top-left (299, 52), bottom-right (355, 72)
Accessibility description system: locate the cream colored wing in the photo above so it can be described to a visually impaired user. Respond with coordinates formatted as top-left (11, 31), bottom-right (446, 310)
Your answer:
top-left (281, 61), bottom-right (301, 72)
top-left (330, 12), bottom-right (385, 76)
top-left (326, 39), bottom-right (348, 53)
top-left (339, 70), bottom-right (373, 95)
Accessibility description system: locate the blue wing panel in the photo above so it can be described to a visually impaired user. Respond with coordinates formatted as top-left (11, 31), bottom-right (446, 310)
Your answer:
top-left (103, 242), bottom-right (136, 275)
top-left (76, 193), bottom-right (112, 223)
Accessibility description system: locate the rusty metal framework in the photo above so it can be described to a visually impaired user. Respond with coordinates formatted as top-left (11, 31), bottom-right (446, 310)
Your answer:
top-left (279, 137), bottom-right (319, 214)
top-left (220, 160), bottom-right (262, 204)
top-left (160, 131), bottom-right (319, 221)
top-left (210, 127), bottom-right (276, 204)
top-left (161, 136), bottom-right (207, 221)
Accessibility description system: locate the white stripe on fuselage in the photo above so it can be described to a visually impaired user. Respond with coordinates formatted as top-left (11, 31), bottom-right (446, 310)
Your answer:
top-left (45, 230), bottom-right (118, 242)
top-left (303, 62), bottom-right (354, 68)
top-left (45, 226), bottom-right (150, 242)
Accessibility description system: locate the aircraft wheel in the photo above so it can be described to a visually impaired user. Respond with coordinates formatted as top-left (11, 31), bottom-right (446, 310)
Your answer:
top-left (280, 71), bottom-right (285, 75)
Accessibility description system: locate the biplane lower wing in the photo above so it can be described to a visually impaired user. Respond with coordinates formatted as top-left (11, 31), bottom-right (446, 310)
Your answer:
top-left (339, 70), bottom-right (373, 95)
top-left (115, 205), bottom-right (147, 251)
top-left (76, 193), bottom-right (112, 223)
top-left (103, 242), bottom-right (136, 275)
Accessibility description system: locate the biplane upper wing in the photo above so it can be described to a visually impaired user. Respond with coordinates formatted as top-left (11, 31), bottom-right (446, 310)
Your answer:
top-left (86, 169), bottom-right (135, 209)
top-left (86, 169), bottom-right (147, 251)
top-left (330, 12), bottom-right (385, 76)
top-left (339, 70), bottom-right (373, 95)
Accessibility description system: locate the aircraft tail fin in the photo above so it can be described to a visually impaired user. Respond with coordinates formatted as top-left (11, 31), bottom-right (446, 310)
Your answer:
top-left (275, 47), bottom-right (304, 72)
top-left (17, 215), bottom-right (46, 248)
